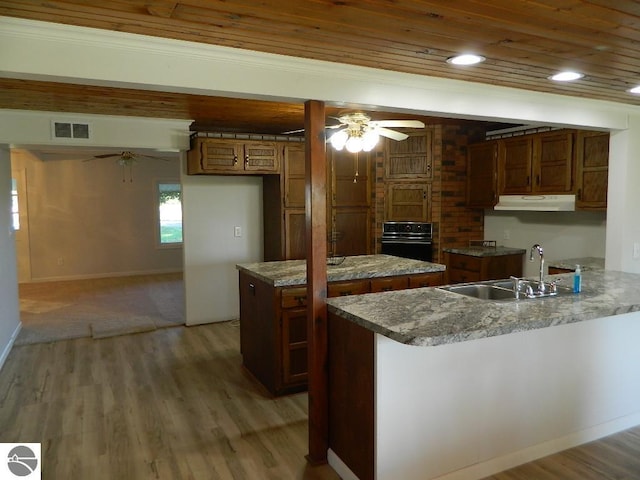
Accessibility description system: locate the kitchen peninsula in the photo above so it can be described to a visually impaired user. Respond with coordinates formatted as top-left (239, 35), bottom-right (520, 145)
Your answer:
top-left (236, 254), bottom-right (445, 395)
top-left (325, 269), bottom-right (640, 480)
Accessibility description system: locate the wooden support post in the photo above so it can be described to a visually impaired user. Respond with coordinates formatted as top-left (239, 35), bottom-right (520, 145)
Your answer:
top-left (304, 99), bottom-right (328, 464)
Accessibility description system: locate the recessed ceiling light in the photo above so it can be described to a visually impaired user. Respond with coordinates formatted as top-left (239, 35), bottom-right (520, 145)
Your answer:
top-left (628, 86), bottom-right (640, 94)
top-left (549, 71), bottom-right (584, 82)
top-left (446, 54), bottom-right (486, 66)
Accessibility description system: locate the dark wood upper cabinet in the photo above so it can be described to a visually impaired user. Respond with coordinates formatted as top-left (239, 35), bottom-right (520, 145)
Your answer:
top-left (575, 131), bottom-right (609, 210)
top-left (384, 131), bottom-right (432, 179)
top-left (188, 138), bottom-right (280, 174)
top-left (501, 137), bottom-right (533, 194)
top-left (467, 141), bottom-right (498, 207)
top-left (384, 130), bottom-right (432, 222)
top-left (500, 131), bottom-right (573, 195)
top-left (535, 132), bottom-right (574, 193)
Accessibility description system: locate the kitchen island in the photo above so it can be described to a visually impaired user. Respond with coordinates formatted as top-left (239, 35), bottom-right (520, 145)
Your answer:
top-left (236, 254), bottom-right (445, 395)
top-left (326, 269), bottom-right (640, 480)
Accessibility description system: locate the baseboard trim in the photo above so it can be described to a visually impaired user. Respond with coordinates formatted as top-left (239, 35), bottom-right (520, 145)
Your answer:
top-left (22, 268), bottom-right (183, 283)
top-left (327, 449), bottom-right (359, 480)
top-left (0, 322), bottom-right (22, 372)
top-left (432, 412), bottom-right (640, 480)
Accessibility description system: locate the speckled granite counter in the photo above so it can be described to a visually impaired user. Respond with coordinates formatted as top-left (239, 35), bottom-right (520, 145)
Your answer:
top-left (326, 269), bottom-right (640, 347)
top-left (442, 245), bottom-right (527, 257)
top-left (548, 256), bottom-right (605, 271)
top-left (236, 254), bottom-right (445, 287)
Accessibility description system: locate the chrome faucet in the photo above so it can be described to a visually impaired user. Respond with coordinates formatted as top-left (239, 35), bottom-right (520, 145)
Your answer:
top-left (529, 243), bottom-right (545, 292)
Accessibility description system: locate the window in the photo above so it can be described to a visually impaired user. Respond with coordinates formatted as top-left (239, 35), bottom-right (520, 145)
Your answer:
top-left (11, 178), bottom-right (19, 230)
top-left (157, 182), bottom-right (182, 245)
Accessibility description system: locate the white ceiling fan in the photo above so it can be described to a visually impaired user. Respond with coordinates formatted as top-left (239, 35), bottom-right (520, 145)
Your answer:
top-left (286, 112), bottom-right (425, 153)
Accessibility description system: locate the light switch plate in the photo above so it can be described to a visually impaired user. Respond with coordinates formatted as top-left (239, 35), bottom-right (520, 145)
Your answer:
top-left (234, 226), bottom-right (242, 237)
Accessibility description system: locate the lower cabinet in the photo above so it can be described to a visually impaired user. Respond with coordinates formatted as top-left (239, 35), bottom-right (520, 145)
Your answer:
top-left (445, 252), bottom-right (523, 283)
top-left (239, 270), bottom-right (443, 396)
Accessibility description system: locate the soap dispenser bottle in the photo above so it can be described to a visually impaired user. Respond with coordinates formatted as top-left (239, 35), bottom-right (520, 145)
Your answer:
top-left (573, 264), bottom-right (582, 293)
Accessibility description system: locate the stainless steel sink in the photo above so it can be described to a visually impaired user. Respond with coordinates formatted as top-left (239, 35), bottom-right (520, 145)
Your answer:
top-left (440, 283), bottom-right (516, 301)
top-left (438, 278), bottom-right (574, 302)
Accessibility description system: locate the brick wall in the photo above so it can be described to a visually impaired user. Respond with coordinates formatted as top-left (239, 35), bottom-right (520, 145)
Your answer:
top-left (432, 123), bottom-right (487, 263)
top-left (373, 122), bottom-right (490, 264)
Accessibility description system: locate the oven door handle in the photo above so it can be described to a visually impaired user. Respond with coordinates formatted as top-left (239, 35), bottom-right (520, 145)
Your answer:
top-left (381, 238), bottom-right (432, 245)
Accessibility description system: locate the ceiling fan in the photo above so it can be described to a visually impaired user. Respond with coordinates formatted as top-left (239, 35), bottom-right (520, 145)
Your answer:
top-left (83, 150), bottom-right (171, 182)
top-left (286, 112), bottom-right (425, 153)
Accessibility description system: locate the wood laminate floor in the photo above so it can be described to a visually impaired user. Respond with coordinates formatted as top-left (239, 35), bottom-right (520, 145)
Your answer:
top-left (0, 322), bottom-right (339, 480)
top-left (1, 321), bottom-right (639, 479)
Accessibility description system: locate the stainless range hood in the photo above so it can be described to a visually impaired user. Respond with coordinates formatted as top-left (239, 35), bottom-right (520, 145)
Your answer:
top-left (494, 194), bottom-right (576, 211)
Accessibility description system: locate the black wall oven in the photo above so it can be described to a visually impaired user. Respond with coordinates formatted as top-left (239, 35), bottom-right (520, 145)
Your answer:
top-left (380, 221), bottom-right (433, 262)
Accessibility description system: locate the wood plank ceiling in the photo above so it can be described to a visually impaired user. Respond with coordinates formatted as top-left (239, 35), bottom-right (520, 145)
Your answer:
top-left (2, 0), bottom-right (640, 133)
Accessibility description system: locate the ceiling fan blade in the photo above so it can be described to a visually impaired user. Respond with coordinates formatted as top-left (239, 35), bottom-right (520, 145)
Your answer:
top-left (282, 128), bottom-right (305, 134)
top-left (372, 120), bottom-right (425, 128)
top-left (93, 153), bottom-right (121, 159)
top-left (377, 127), bottom-right (409, 141)
top-left (134, 153), bottom-right (172, 162)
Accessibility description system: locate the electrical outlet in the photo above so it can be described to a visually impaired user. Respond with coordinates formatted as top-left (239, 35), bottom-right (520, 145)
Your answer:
top-left (503, 230), bottom-right (510, 240)
top-left (633, 242), bottom-right (640, 260)
top-left (234, 226), bottom-right (242, 238)
top-left (57, 257), bottom-right (64, 266)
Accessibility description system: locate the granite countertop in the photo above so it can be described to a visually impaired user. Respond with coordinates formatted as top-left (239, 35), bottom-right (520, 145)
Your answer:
top-left (442, 246), bottom-right (526, 257)
top-left (326, 269), bottom-right (640, 347)
top-left (236, 254), bottom-right (446, 287)
top-left (548, 257), bottom-right (605, 271)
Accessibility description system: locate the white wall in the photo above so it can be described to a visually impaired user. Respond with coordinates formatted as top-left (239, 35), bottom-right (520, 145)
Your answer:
top-left (182, 172), bottom-right (263, 325)
top-left (11, 148), bottom-right (183, 281)
top-left (0, 145), bottom-right (21, 370)
top-left (374, 311), bottom-right (640, 480)
top-left (484, 210), bottom-right (607, 277)
top-left (606, 115), bottom-right (640, 274)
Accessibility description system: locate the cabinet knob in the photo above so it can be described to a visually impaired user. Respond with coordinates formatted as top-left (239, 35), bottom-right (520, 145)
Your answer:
top-left (245, 155), bottom-right (249, 168)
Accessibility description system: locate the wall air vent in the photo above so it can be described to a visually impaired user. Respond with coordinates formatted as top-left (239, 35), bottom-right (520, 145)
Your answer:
top-left (52, 120), bottom-right (91, 140)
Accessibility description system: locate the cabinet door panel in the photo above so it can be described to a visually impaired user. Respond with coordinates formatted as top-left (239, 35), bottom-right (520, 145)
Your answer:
top-left (370, 276), bottom-right (409, 293)
top-left (284, 145), bottom-right (306, 207)
top-left (328, 279), bottom-right (371, 297)
top-left (386, 183), bottom-right (430, 222)
top-left (243, 142), bottom-right (279, 172)
top-left (408, 272), bottom-right (443, 288)
top-left (467, 142), bottom-right (498, 207)
top-left (284, 209), bottom-right (306, 260)
top-left (332, 209), bottom-right (370, 256)
top-left (331, 150), bottom-right (370, 207)
top-left (536, 133), bottom-right (573, 192)
top-left (201, 140), bottom-right (242, 171)
top-left (576, 131), bottom-right (609, 210)
top-left (501, 138), bottom-right (532, 194)
top-left (385, 131), bottom-right (432, 179)
top-left (281, 308), bottom-right (308, 386)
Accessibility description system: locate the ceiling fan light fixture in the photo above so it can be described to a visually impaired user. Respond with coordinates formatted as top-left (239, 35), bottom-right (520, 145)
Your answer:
top-left (329, 130), bottom-right (349, 150)
top-left (628, 86), bottom-right (640, 94)
top-left (345, 135), bottom-right (364, 153)
top-left (362, 128), bottom-right (380, 151)
top-left (549, 71), bottom-right (584, 82)
top-left (446, 54), bottom-right (486, 66)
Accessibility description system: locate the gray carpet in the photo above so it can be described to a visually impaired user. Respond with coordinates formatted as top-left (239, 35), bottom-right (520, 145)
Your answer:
top-left (15, 273), bottom-right (184, 345)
